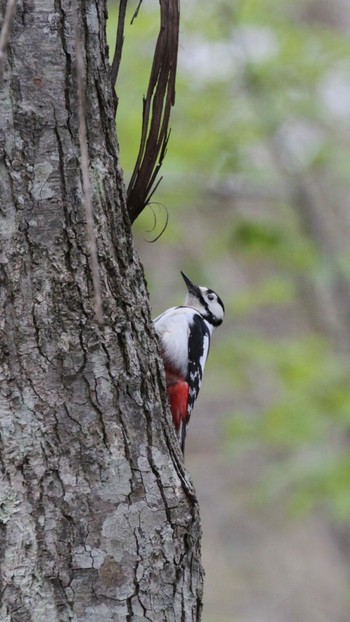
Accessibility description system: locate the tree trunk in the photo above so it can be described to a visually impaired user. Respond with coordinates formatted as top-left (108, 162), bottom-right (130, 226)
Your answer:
top-left (0, 1), bottom-right (203, 620)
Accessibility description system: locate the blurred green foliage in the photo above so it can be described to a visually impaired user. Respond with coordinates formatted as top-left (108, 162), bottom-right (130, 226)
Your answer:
top-left (107, 1), bottom-right (350, 522)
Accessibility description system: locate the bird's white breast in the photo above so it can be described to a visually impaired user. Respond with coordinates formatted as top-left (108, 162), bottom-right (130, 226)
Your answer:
top-left (154, 306), bottom-right (201, 377)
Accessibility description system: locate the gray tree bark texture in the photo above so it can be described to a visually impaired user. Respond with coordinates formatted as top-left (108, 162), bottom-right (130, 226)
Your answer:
top-left (0, 1), bottom-right (203, 620)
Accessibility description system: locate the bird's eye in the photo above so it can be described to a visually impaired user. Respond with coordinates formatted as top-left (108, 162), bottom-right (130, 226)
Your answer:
top-left (207, 294), bottom-right (215, 301)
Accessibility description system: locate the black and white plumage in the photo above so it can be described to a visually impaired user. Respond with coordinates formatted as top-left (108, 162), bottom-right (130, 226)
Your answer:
top-left (154, 272), bottom-right (225, 452)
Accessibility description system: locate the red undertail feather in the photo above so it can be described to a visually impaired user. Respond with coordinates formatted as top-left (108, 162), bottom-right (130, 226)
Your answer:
top-left (165, 369), bottom-right (189, 433)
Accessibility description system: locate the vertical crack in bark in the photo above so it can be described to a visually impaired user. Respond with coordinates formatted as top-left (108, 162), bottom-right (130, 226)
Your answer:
top-left (55, 0), bottom-right (74, 139)
top-left (31, 302), bottom-right (52, 365)
top-left (73, 0), bottom-right (103, 325)
top-left (0, 0), bottom-right (16, 77)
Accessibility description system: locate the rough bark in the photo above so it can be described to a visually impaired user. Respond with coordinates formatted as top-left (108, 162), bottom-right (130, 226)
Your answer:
top-left (0, 1), bottom-right (203, 620)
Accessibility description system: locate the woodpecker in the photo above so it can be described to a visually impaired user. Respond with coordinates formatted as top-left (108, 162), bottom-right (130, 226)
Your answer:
top-left (154, 272), bottom-right (225, 452)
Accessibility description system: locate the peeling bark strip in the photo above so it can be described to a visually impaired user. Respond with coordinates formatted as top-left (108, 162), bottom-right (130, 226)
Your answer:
top-left (126, 0), bottom-right (180, 223)
top-left (110, 0), bottom-right (128, 89)
top-left (0, 1), bottom-right (203, 621)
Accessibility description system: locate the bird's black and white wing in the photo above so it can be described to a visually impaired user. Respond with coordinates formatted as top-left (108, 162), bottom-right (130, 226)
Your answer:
top-left (186, 314), bottom-right (211, 417)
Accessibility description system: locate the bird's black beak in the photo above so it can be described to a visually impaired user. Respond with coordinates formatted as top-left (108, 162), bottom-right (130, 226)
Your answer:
top-left (181, 271), bottom-right (201, 297)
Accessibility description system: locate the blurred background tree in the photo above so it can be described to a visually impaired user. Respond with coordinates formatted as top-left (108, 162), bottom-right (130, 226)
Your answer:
top-left (108, 1), bottom-right (350, 620)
